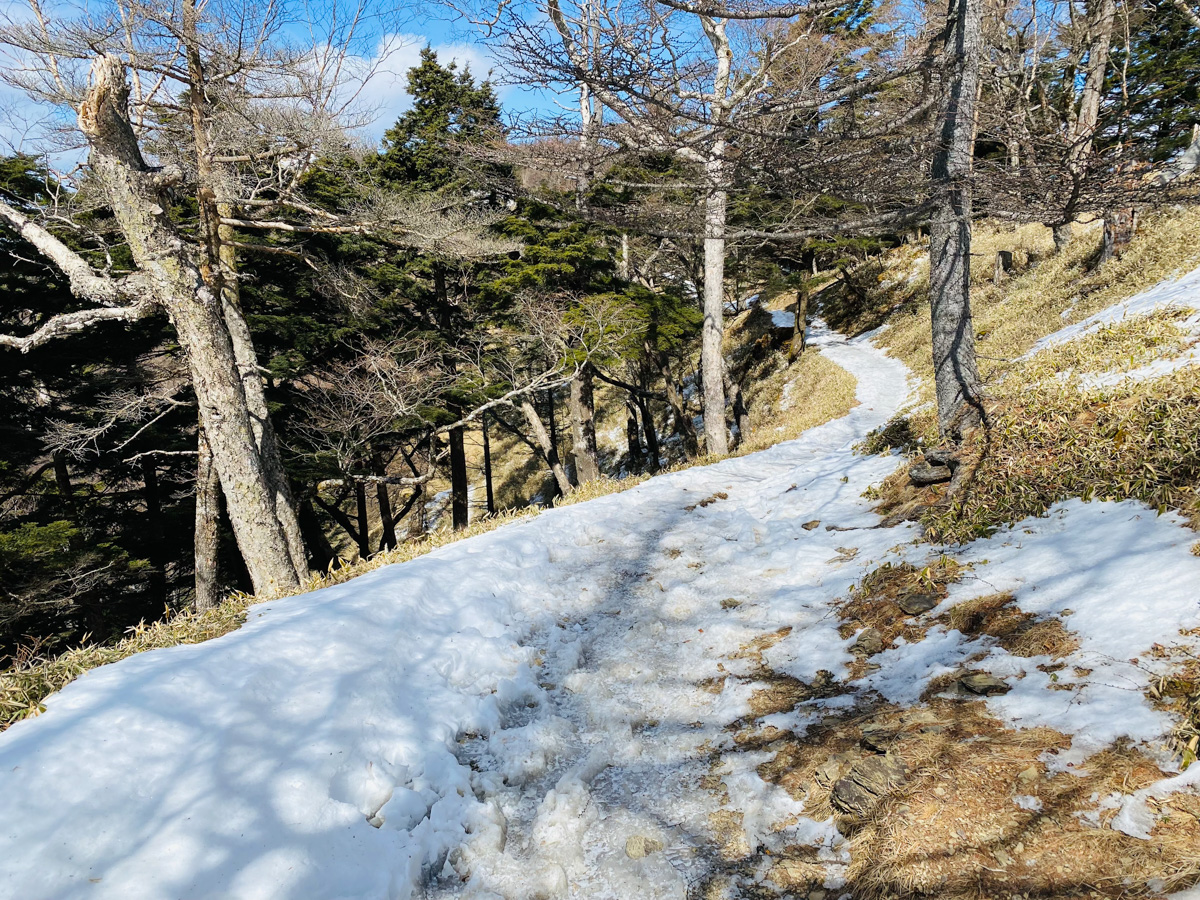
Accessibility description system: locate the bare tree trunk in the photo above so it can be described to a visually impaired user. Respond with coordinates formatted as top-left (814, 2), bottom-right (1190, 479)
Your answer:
top-left (218, 270), bottom-right (308, 580)
top-left (181, 1), bottom-right (307, 584)
top-left (354, 479), bottom-right (371, 559)
top-left (194, 428), bottom-right (222, 610)
top-left (789, 281), bottom-right (810, 363)
top-left (141, 456), bottom-right (168, 607)
top-left (701, 154), bottom-right (730, 456)
top-left (929, 0), bottom-right (985, 439)
top-left (482, 413), bottom-right (496, 515)
top-left (520, 399), bottom-right (573, 497)
top-left (79, 55), bottom-right (301, 597)
top-left (619, 232), bottom-right (631, 281)
top-left (52, 451), bottom-right (75, 515)
top-left (376, 482), bottom-right (397, 551)
top-left (298, 499), bottom-right (336, 572)
top-left (635, 395), bottom-right (661, 472)
top-left (449, 426), bottom-right (469, 530)
top-left (569, 365), bottom-right (601, 484)
top-left (655, 351), bottom-right (700, 457)
top-left (625, 398), bottom-right (645, 470)
top-left (724, 369), bottom-right (750, 447)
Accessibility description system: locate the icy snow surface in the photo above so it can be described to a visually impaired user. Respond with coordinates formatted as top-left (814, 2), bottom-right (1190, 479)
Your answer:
top-left (3, 322), bottom-right (1200, 898)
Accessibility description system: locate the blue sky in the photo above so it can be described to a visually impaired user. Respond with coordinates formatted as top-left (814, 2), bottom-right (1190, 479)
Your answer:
top-left (0, 0), bottom-right (556, 159)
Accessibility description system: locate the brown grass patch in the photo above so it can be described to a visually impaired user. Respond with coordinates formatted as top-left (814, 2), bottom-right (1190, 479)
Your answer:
top-left (943, 593), bottom-right (1081, 660)
top-left (837, 559), bottom-right (965, 675)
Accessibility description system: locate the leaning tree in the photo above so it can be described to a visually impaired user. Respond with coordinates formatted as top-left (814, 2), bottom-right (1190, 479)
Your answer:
top-left (0, 0), bottom-right (514, 600)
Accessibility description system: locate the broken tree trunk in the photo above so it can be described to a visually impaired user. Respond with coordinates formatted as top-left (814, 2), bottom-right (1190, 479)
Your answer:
top-left (78, 54), bottom-right (302, 597)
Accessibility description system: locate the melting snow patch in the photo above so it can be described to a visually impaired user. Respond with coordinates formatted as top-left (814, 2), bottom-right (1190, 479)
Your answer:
top-left (1029, 264), bottom-right (1200, 353)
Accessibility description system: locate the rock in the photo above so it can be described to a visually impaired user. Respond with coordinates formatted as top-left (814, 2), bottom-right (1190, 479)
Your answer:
top-left (909, 462), bottom-right (953, 486)
top-left (814, 751), bottom-right (857, 790)
top-left (959, 672), bottom-right (1011, 696)
top-left (831, 753), bottom-right (908, 827)
top-left (860, 724), bottom-right (898, 752)
top-left (802, 520), bottom-right (821, 531)
top-left (851, 627), bottom-right (884, 657)
top-left (625, 835), bottom-right (664, 859)
top-left (898, 591), bottom-right (939, 615)
top-left (923, 448), bottom-right (960, 470)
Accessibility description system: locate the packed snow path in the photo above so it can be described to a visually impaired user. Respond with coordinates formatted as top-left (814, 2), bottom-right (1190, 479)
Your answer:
top-left (5, 315), bottom-right (1199, 900)
top-left (0, 325), bottom-right (909, 899)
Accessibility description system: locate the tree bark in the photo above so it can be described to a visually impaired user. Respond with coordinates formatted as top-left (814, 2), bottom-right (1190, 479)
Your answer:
top-left (789, 281), bottom-right (810, 363)
top-left (634, 394), bottom-right (661, 472)
top-left (655, 351), bottom-right (699, 457)
top-left (568, 365), bottom-right (601, 484)
top-left (181, 0), bottom-right (307, 583)
top-left (78, 54), bottom-right (301, 597)
top-left (194, 428), bottom-right (222, 610)
top-left (52, 451), bottom-right (75, 515)
top-left (449, 426), bottom-right (469, 530)
top-left (376, 481), bottom-right (397, 551)
top-left (298, 499), bottom-right (336, 573)
top-left (141, 457), bottom-right (168, 607)
top-left (625, 398), bottom-right (645, 470)
top-left (482, 413), bottom-right (496, 515)
top-left (520, 399), bottom-right (573, 497)
top-left (929, 0), bottom-right (985, 439)
top-left (725, 369), bottom-right (750, 447)
top-left (354, 479), bottom-right (371, 559)
top-left (701, 153), bottom-right (730, 456)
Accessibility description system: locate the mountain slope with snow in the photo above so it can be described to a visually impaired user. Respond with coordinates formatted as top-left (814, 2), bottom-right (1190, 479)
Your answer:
top-left (3, 310), bottom-right (1200, 899)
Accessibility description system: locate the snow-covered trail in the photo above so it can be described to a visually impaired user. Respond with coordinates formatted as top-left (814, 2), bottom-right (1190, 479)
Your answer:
top-left (0, 329), bottom-right (918, 900)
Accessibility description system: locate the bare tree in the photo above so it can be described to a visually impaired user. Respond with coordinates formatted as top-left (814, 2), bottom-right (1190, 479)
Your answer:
top-left (930, 0), bottom-right (985, 438)
top-left (0, 0), bottom-right (515, 597)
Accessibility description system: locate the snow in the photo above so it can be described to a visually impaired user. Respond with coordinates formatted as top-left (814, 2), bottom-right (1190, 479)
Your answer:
top-left (770, 308), bottom-right (795, 329)
top-left (1024, 265), bottom-right (1200, 390)
top-left (1030, 264), bottom-right (1200, 352)
top-left (1080, 343), bottom-right (1200, 388)
top-left (0, 327), bottom-right (916, 900)
top-left (3, 309), bottom-right (1200, 896)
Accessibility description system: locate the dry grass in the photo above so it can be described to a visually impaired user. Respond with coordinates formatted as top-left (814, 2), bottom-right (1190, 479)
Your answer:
top-left (848, 204), bottom-right (1200, 544)
top-left (1022, 308), bottom-right (1197, 382)
top-left (741, 349), bottom-right (859, 454)
top-left (926, 368), bottom-right (1200, 542)
top-left (740, 694), bottom-right (1200, 900)
top-left (943, 592), bottom-right (1081, 660)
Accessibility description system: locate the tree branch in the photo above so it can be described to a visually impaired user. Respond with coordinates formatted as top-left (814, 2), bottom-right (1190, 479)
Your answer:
top-left (0, 301), bottom-right (157, 353)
